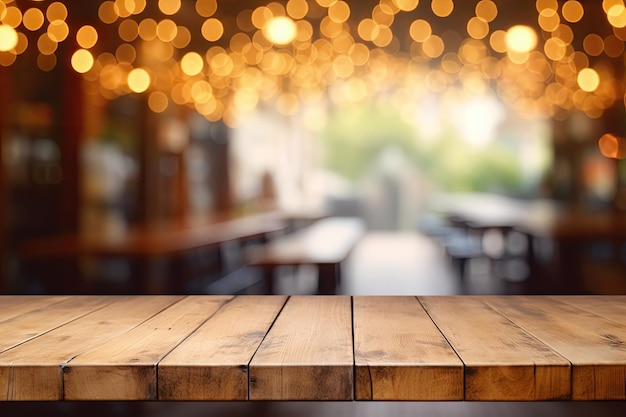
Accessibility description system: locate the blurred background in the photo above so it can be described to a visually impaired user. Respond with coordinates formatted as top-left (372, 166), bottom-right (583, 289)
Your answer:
top-left (2, 0), bottom-right (626, 298)
top-left (2, 2), bottom-right (626, 416)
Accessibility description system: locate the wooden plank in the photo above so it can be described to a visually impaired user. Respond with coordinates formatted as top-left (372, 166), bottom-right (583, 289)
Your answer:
top-left (158, 295), bottom-right (287, 400)
top-left (419, 296), bottom-right (570, 401)
top-left (0, 296), bottom-right (115, 354)
top-left (0, 296), bottom-right (181, 400)
top-left (249, 296), bottom-right (353, 400)
top-left (353, 296), bottom-right (463, 400)
top-left (0, 296), bottom-right (70, 322)
top-left (484, 296), bottom-right (626, 400)
top-left (64, 296), bottom-right (231, 400)
top-left (551, 295), bottom-right (626, 325)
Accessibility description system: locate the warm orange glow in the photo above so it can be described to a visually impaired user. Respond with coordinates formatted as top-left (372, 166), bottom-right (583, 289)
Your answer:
top-left (562, 1), bottom-right (584, 23)
top-left (505, 25), bottom-right (537, 53)
top-left (46, 2), bottom-right (67, 22)
top-left (76, 25), bottom-right (98, 49)
top-left (598, 133), bottom-right (625, 159)
top-left (47, 20), bottom-right (69, 42)
top-left (1, 0), bottom-right (622, 121)
top-left (127, 68), bottom-right (151, 93)
top-left (98, 1), bottom-right (118, 24)
top-left (577, 68), bottom-right (600, 92)
top-left (607, 4), bottom-right (626, 28)
top-left (71, 49), bottom-right (94, 73)
top-left (409, 19), bottom-right (431, 43)
top-left (538, 8), bottom-right (560, 32)
top-left (181, 51), bottom-right (204, 76)
top-left (2, 6), bottom-right (22, 28)
top-left (287, 0), bottom-right (308, 19)
top-left (158, 0), bottom-right (181, 15)
top-left (172, 25), bottom-right (191, 49)
top-left (263, 16), bottom-right (297, 45)
top-left (23, 8), bottom-right (44, 31)
top-left (201, 18), bottom-right (224, 42)
top-left (395, 0), bottom-right (419, 12)
top-left (196, 0), bottom-right (218, 18)
top-left (583, 33), bottom-right (604, 56)
top-left (467, 17), bottom-right (489, 40)
top-left (118, 19), bottom-right (139, 42)
top-left (157, 19), bottom-right (178, 42)
top-left (328, 1), bottom-right (350, 23)
top-left (0, 24), bottom-right (18, 52)
top-left (489, 30), bottom-right (507, 53)
top-left (148, 91), bottom-right (169, 113)
top-left (476, 0), bottom-right (498, 22)
top-left (37, 33), bottom-right (57, 55)
top-left (138, 18), bottom-right (158, 41)
top-left (432, 0), bottom-right (454, 18)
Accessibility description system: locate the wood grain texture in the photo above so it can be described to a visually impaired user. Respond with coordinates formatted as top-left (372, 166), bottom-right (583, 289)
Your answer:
top-left (551, 295), bottom-right (626, 325)
top-left (64, 296), bottom-right (231, 400)
top-left (353, 296), bottom-right (463, 400)
top-left (0, 296), bottom-right (115, 354)
top-left (158, 296), bottom-right (287, 400)
top-left (484, 296), bottom-right (626, 400)
top-left (0, 296), bottom-right (70, 322)
top-left (0, 296), bottom-right (181, 400)
top-left (249, 296), bottom-right (353, 400)
top-left (419, 296), bottom-right (570, 401)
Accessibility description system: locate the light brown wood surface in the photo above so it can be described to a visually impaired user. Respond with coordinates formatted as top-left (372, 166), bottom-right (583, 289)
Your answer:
top-left (249, 296), bottom-right (354, 400)
top-left (64, 296), bottom-right (231, 400)
top-left (353, 296), bottom-right (463, 400)
top-left (419, 296), bottom-right (571, 401)
top-left (0, 295), bottom-right (625, 401)
top-left (0, 296), bottom-right (112, 354)
top-left (0, 296), bottom-right (182, 400)
top-left (552, 295), bottom-right (626, 324)
top-left (158, 296), bottom-right (287, 400)
top-left (484, 296), bottom-right (626, 400)
top-left (0, 296), bottom-right (70, 322)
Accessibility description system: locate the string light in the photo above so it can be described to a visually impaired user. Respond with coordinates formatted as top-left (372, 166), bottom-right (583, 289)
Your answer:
top-left (1, 1), bottom-right (625, 122)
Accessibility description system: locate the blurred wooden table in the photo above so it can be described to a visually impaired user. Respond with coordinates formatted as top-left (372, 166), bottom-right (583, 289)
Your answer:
top-left (17, 212), bottom-right (287, 294)
top-left (1, 295), bottom-right (625, 401)
top-left (245, 217), bottom-right (366, 294)
top-left (432, 193), bottom-right (626, 293)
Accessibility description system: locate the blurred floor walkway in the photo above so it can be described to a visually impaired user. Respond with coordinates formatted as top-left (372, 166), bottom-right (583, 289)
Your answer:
top-left (340, 230), bottom-right (531, 296)
top-left (341, 231), bottom-right (461, 295)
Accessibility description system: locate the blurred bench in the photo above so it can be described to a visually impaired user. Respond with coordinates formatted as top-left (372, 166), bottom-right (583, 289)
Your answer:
top-left (16, 213), bottom-right (287, 294)
top-left (245, 217), bottom-right (366, 294)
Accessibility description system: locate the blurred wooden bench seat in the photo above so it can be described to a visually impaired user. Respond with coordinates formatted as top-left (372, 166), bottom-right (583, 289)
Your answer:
top-left (1, 295), bottom-right (625, 401)
top-left (17, 213), bottom-right (287, 294)
top-left (244, 216), bottom-right (366, 294)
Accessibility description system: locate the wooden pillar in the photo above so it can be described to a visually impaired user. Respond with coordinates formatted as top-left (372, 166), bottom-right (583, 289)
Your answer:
top-left (208, 121), bottom-right (233, 214)
top-left (59, 53), bottom-right (82, 234)
top-left (0, 65), bottom-right (8, 292)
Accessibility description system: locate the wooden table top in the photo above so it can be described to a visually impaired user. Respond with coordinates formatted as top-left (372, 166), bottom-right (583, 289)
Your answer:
top-left (431, 192), bottom-right (626, 240)
top-left (0, 295), bottom-right (625, 402)
top-left (18, 212), bottom-right (287, 258)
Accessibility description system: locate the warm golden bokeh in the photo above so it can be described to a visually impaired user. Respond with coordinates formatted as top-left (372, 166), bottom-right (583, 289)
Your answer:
top-left (1, 1), bottom-right (625, 124)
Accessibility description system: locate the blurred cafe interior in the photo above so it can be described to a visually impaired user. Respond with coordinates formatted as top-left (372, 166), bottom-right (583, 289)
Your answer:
top-left (2, 0), bottom-right (626, 297)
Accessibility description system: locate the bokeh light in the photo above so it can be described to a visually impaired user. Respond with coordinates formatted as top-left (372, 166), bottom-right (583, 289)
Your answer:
top-left (127, 67), bottom-right (151, 93)
top-left (263, 16), bottom-right (297, 45)
top-left (505, 25), bottom-right (538, 53)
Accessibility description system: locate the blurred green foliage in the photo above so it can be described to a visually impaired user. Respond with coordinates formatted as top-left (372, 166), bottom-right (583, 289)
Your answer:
top-left (320, 102), bottom-right (535, 195)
